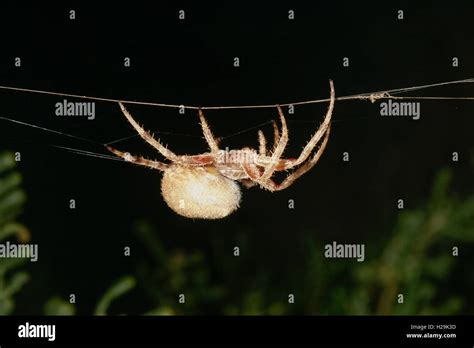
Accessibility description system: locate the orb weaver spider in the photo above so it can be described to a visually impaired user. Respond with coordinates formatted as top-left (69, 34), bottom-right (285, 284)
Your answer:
top-left (107, 80), bottom-right (335, 219)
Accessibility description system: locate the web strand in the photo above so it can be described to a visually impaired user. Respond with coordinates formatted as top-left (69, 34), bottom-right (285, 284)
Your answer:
top-left (1, 77), bottom-right (473, 150)
top-left (0, 77), bottom-right (473, 110)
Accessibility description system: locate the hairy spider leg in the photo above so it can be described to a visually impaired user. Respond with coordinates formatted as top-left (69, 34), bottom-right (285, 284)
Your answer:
top-left (118, 102), bottom-right (180, 162)
top-left (106, 145), bottom-right (168, 171)
top-left (259, 104), bottom-right (289, 181)
top-left (280, 79), bottom-right (335, 170)
top-left (242, 123), bottom-right (332, 191)
top-left (258, 130), bottom-right (267, 155)
top-left (198, 108), bottom-right (220, 153)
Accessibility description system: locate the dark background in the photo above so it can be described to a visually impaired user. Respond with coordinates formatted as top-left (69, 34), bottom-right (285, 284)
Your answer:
top-left (0, 2), bottom-right (472, 314)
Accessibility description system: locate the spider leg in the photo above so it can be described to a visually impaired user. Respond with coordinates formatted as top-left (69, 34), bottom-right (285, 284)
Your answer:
top-left (242, 162), bottom-right (276, 191)
top-left (257, 113), bottom-right (286, 157)
top-left (281, 79), bottom-right (335, 171)
top-left (240, 179), bottom-right (257, 188)
top-left (258, 130), bottom-right (267, 155)
top-left (198, 108), bottom-right (220, 153)
top-left (271, 120), bottom-right (280, 152)
top-left (118, 102), bottom-right (180, 162)
top-left (184, 154), bottom-right (215, 166)
top-left (242, 162), bottom-right (266, 185)
top-left (243, 124), bottom-right (332, 191)
top-left (106, 145), bottom-right (168, 171)
top-left (260, 104), bottom-right (289, 181)
top-left (273, 123), bottom-right (331, 190)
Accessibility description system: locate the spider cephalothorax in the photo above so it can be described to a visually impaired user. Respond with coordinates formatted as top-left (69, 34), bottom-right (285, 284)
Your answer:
top-left (107, 80), bottom-right (335, 219)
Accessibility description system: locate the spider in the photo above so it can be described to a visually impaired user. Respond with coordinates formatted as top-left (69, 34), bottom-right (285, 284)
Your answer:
top-left (106, 80), bottom-right (335, 219)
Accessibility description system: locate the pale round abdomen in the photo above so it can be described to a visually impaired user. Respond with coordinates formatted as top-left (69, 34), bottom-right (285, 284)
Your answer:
top-left (161, 165), bottom-right (241, 219)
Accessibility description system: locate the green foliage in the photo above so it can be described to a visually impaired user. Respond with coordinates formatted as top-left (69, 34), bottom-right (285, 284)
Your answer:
top-left (0, 152), bottom-right (29, 315)
top-left (133, 168), bottom-right (474, 315)
top-left (0, 153), bottom-right (472, 315)
top-left (343, 169), bottom-right (473, 315)
top-left (135, 220), bottom-right (225, 315)
top-left (44, 297), bottom-right (76, 315)
top-left (95, 276), bottom-right (136, 315)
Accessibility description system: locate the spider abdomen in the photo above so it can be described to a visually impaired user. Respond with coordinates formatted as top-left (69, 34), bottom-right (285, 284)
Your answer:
top-left (161, 165), bottom-right (241, 219)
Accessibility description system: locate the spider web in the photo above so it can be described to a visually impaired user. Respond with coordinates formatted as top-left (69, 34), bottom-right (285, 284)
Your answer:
top-left (0, 77), bottom-right (473, 161)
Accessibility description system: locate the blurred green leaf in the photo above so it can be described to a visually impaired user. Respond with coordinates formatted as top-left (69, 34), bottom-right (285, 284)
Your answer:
top-left (44, 297), bottom-right (76, 315)
top-left (95, 276), bottom-right (136, 315)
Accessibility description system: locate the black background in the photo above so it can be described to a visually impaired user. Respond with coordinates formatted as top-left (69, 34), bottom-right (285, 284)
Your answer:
top-left (0, 1), bottom-right (472, 316)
